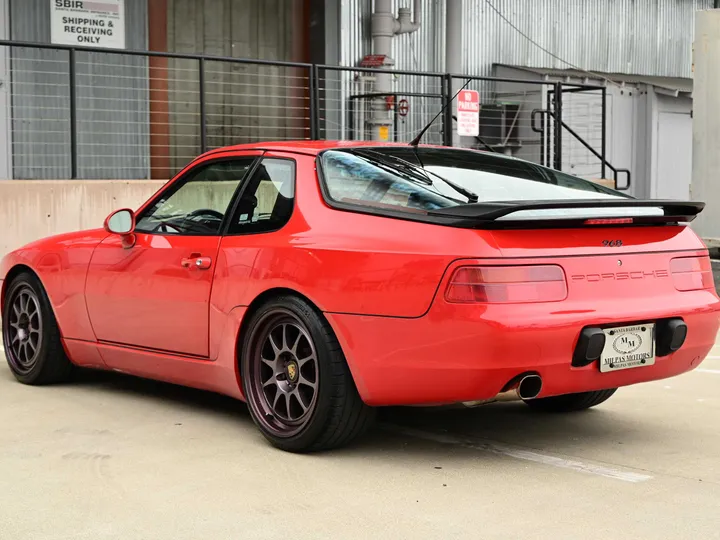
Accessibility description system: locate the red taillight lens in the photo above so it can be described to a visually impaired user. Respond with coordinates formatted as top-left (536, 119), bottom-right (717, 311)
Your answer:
top-left (445, 265), bottom-right (568, 303)
top-left (670, 256), bottom-right (714, 292)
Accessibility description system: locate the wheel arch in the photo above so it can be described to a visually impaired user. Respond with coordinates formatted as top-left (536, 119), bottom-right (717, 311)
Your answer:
top-left (0, 264), bottom-right (71, 347)
top-left (236, 287), bottom-right (326, 356)
top-left (1, 264), bottom-right (40, 312)
top-left (233, 286), bottom-right (364, 397)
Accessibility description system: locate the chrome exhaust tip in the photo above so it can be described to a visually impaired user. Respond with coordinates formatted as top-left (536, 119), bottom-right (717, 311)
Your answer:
top-left (517, 374), bottom-right (542, 400)
top-left (460, 373), bottom-right (543, 407)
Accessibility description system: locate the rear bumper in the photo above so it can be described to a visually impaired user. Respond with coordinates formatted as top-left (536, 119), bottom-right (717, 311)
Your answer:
top-left (326, 290), bottom-right (720, 406)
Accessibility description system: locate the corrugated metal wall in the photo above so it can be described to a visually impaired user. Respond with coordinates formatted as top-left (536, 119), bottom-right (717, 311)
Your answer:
top-left (341, 0), bottom-right (711, 78)
top-left (165, 0), bottom-right (305, 173)
top-left (10, 0), bottom-right (148, 179)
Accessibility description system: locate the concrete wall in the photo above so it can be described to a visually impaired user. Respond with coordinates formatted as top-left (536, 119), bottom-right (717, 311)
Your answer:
top-left (0, 180), bottom-right (165, 256)
top-left (0, 178), bottom-right (283, 257)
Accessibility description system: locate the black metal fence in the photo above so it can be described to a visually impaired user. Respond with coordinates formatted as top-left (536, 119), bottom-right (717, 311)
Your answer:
top-left (1, 39), bottom-right (626, 188)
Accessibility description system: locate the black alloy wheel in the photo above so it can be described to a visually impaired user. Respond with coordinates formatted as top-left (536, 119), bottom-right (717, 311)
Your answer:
top-left (241, 295), bottom-right (375, 452)
top-left (247, 311), bottom-right (320, 436)
top-left (2, 272), bottom-right (74, 385)
top-left (4, 283), bottom-right (43, 375)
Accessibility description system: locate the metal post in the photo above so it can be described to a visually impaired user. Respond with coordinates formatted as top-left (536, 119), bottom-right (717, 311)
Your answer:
top-left (393, 93), bottom-right (398, 142)
top-left (69, 48), bottom-right (77, 179)
top-left (442, 74), bottom-right (453, 146)
top-left (348, 97), bottom-right (354, 140)
top-left (199, 57), bottom-right (206, 153)
top-left (553, 82), bottom-right (562, 170)
top-left (540, 114), bottom-right (545, 167)
top-left (545, 90), bottom-right (552, 167)
top-left (309, 65), bottom-right (319, 140)
top-left (601, 86), bottom-right (607, 180)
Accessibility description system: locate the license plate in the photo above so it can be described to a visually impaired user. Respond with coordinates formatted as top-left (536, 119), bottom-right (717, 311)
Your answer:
top-left (599, 324), bottom-right (655, 373)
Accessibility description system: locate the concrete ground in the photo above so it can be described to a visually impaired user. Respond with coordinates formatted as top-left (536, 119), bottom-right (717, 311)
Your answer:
top-left (2, 343), bottom-right (720, 540)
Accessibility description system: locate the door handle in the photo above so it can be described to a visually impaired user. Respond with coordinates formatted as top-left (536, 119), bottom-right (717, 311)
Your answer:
top-left (181, 256), bottom-right (212, 270)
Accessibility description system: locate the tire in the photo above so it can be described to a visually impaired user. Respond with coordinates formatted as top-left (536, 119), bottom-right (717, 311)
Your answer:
top-left (523, 388), bottom-right (618, 413)
top-left (2, 272), bottom-right (74, 385)
top-left (240, 295), bottom-right (375, 452)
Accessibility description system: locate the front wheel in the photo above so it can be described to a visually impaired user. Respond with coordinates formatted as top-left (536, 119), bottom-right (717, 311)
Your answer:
top-left (2, 272), bottom-right (74, 385)
top-left (240, 295), bottom-right (375, 452)
top-left (523, 388), bottom-right (618, 412)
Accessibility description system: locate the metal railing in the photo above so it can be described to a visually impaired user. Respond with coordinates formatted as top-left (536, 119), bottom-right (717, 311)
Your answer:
top-left (1, 39), bottom-right (616, 184)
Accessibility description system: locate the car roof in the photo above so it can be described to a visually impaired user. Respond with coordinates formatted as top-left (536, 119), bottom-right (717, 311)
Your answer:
top-left (199, 140), bottom-right (482, 158)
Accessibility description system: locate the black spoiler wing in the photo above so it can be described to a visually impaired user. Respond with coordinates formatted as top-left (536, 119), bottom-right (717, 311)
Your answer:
top-left (426, 199), bottom-right (705, 228)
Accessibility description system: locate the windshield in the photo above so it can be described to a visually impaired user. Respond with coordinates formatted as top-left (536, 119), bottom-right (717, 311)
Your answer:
top-left (318, 147), bottom-right (656, 220)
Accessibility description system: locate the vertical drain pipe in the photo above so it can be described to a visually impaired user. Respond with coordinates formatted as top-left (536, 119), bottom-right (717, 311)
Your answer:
top-left (445, 0), bottom-right (463, 147)
top-left (370, 0), bottom-right (422, 141)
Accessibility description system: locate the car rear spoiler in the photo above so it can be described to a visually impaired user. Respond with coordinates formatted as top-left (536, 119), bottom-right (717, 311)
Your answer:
top-left (427, 199), bottom-right (705, 228)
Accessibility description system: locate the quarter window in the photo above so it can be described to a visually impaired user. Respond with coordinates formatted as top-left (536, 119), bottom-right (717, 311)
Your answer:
top-left (227, 158), bottom-right (295, 234)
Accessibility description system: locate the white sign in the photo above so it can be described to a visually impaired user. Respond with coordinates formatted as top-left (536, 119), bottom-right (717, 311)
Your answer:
top-left (51, 0), bottom-right (125, 49)
top-left (457, 89), bottom-right (480, 137)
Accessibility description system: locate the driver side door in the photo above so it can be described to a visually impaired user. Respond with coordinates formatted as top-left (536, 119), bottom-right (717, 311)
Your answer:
top-left (84, 153), bottom-right (260, 358)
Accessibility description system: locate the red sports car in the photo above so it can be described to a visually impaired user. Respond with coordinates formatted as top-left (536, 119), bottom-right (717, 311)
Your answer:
top-left (2, 141), bottom-right (718, 452)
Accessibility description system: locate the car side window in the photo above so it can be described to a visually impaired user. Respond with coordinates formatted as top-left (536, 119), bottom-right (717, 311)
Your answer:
top-left (135, 159), bottom-right (256, 235)
top-left (226, 158), bottom-right (296, 235)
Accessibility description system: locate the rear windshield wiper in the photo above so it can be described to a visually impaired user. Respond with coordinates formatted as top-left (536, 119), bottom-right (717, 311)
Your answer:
top-left (345, 150), bottom-right (464, 202)
top-left (354, 149), bottom-right (479, 203)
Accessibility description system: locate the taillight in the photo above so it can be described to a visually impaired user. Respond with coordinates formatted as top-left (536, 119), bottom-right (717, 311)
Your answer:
top-left (670, 256), bottom-right (714, 292)
top-left (584, 218), bottom-right (634, 225)
top-left (445, 265), bottom-right (567, 303)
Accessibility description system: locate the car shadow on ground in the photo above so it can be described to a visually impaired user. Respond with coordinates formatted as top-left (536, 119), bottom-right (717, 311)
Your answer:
top-left (4, 366), bottom-right (645, 458)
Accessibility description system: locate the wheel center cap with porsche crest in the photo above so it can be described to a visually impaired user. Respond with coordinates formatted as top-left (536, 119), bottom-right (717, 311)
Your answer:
top-left (286, 361), bottom-right (299, 383)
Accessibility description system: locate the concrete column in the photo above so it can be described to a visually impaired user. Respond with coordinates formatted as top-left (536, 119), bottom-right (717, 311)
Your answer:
top-left (445, 0), bottom-right (463, 147)
top-left (691, 9), bottom-right (720, 246)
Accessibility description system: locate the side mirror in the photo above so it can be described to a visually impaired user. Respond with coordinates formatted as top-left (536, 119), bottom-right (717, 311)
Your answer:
top-left (103, 209), bottom-right (136, 248)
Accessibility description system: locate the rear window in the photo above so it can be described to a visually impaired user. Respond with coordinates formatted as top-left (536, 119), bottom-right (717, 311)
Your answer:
top-left (319, 147), bottom-right (629, 215)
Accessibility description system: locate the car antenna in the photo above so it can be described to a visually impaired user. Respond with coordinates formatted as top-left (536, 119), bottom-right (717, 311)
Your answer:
top-left (409, 78), bottom-right (474, 147)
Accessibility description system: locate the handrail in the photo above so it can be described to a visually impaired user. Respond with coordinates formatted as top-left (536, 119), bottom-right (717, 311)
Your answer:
top-left (533, 109), bottom-right (631, 191)
top-left (0, 38), bottom-right (613, 182)
top-left (0, 38), bottom-right (313, 68)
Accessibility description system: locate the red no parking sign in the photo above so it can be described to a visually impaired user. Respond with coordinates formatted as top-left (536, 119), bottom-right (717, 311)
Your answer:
top-left (457, 90), bottom-right (479, 136)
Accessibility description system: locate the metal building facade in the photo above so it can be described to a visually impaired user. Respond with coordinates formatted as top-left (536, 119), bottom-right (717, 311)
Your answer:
top-left (9, 0), bottom-right (149, 179)
top-left (341, 0), bottom-right (712, 78)
top-left (2, 0), bottom-right (710, 181)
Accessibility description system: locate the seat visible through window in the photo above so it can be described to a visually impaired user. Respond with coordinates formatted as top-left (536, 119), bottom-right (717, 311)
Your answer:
top-left (227, 158), bottom-right (296, 235)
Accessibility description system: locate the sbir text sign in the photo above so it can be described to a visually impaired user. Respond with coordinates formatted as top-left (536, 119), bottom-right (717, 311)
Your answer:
top-left (51, 0), bottom-right (125, 49)
top-left (456, 90), bottom-right (480, 137)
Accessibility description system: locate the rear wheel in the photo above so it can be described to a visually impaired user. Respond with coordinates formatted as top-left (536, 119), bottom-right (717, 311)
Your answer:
top-left (2, 272), bottom-right (74, 385)
top-left (523, 388), bottom-right (618, 412)
top-left (240, 295), bottom-right (375, 452)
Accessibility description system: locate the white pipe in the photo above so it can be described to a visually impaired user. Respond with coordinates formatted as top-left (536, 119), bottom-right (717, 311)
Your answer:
top-left (369, 0), bottom-right (422, 141)
top-left (446, 0), bottom-right (463, 147)
top-left (395, 0), bottom-right (422, 34)
top-left (370, 0), bottom-right (394, 141)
